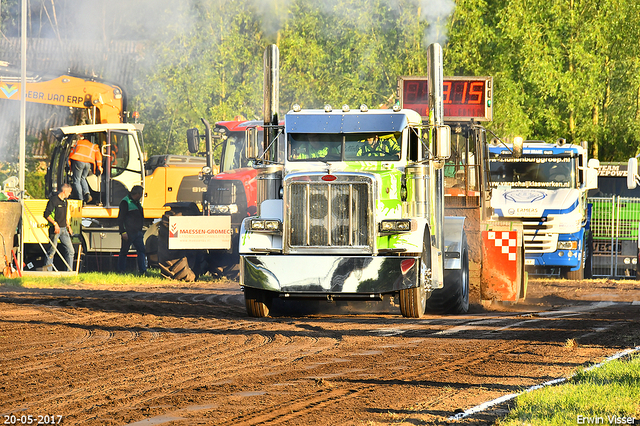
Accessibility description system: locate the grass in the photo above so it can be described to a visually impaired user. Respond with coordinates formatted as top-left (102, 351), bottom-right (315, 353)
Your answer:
top-left (498, 354), bottom-right (640, 425)
top-left (0, 269), bottom-right (223, 288)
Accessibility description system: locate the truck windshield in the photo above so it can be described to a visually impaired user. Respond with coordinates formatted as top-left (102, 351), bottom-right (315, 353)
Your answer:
top-left (288, 132), bottom-right (401, 162)
top-left (221, 132), bottom-right (246, 172)
top-left (489, 156), bottom-right (576, 189)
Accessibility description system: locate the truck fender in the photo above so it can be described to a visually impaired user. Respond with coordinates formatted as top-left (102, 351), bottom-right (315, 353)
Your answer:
top-left (443, 216), bottom-right (466, 270)
top-left (383, 218), bottom-right (430, 253)
top-left (239, 199), bottom-right (284, 254)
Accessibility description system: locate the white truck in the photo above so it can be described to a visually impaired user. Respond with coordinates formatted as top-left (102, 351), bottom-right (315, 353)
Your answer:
top-left (237, 43), bottom-right (469, 318)
top-left (488, 139), bottom-right (599, 279)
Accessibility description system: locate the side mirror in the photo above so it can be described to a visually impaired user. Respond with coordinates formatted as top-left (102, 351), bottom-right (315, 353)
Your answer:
top-left (588, 158), bottom-right (600, 169)
top-left (187, 128), bottom-right (200, 154)
top-left (513, 136), bottom-right (523, 158)
top-left (245, 127), bottom-right (260, 160)
top-left (586, 168), bottom-right (598, 190)
top-left (628, 157), bottom-right (638, 190)
top-left (435, 125), bottom-right (451, 159)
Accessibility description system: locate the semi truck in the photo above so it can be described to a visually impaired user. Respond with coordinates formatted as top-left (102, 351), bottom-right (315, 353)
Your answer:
top-left (488, 140), bottom-right (599, 279)
top-left (238, 43), bottom-right (468, 318)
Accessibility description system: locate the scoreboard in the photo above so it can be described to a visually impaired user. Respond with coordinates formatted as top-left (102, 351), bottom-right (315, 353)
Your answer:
top-left (398, 76), bottom-right (493, 122)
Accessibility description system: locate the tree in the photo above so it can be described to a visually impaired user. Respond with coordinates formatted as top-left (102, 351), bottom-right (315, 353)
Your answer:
top-left (446, 0), bottom-right (640, 160)
top-left (132, 0), bottom-right (266, 156)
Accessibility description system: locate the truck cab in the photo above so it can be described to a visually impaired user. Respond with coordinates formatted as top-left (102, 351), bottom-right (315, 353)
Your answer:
top-left (239, 105), bottom-right (467, 318)
top-left (488, 140), bottom-right (599, 279)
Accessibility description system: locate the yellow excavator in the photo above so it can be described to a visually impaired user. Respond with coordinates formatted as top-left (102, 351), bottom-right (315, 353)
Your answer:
top-left (0, 66), bottom-right (213, 272)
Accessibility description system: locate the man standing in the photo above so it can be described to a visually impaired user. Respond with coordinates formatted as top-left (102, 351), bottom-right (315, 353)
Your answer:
top-left (69, 134), bottom-right (103, 203)
top-left (43, 183), bottom-right (75, 272)
top-left (117, 185), bottom-right (147, 274)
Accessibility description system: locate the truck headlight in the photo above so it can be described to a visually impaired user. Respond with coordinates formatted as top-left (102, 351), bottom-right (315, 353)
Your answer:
top-left (250, 219), bottom-right (282, 233)
top-left (557, 241), bottom-right (578, 250)
top-left (379, 219), bottom-right (413, 233)
top-left (210, 204), bottom-right (238, 214)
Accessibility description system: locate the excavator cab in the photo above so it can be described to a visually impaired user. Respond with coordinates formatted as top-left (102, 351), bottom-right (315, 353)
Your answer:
top-left (46, 124), bottom-right (145, 208)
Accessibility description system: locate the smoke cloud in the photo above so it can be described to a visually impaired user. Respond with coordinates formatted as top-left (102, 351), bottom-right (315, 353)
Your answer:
top-left (0, 0), bottom-right (457, 164)
top-left (420, 0), bottom-right (456, 45)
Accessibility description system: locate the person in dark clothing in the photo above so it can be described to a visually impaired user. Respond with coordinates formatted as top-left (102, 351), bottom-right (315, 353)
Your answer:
top-left (43, 183), bottom-right (75, 271)
top-left (117, 185), bottom-right (147, 274)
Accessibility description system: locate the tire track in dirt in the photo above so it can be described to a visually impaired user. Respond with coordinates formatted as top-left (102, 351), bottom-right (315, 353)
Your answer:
top-left (219, 338), bottom-right (534, 426)
top-left (1, 302), bottom-right (343, 425)
top-left (2, 283), bottom-right (635, 426)
top-left (90, 332), bottom-right (340, 424)
top-left (196, 307), bottom-right (615, 425)
top-left (87, 309), bottom-right (586, 425)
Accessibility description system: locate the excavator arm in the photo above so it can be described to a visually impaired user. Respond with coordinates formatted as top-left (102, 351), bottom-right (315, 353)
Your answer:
top-left (0, 67), bottom-right (125, 124)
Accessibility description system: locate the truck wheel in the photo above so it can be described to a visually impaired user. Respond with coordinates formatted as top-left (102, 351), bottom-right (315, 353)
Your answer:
top-left (564, 236), bottom-right (587, 281)
top-left (144, 222), bottom-right (159, 269)
top-left (244, 287), bottom-right (271, 317)
top-left (159, 257), bottom-right (196, 282)
top-left (427, 232), bottom-right (469, 314)
top-left (399, 233), bottom-right (430, 318)
top-left (399, 286), bottom-right (427, 318)
top-left (564, 263), bottom-right (584, 280)
top-left (585, 234), bottom-right (592, 279)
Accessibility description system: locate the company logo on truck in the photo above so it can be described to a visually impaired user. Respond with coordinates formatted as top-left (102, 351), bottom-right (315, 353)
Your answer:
top-left (504, 190), bottom-right (546, 203)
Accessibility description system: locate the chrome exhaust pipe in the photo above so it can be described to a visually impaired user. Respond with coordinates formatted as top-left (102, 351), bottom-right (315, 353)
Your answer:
top-left (263, 44), bottom-right (279, 162)
top-left (427, 42), bottom-right (445, 286)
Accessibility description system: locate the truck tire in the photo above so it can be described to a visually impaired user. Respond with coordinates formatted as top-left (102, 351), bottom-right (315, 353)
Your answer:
top-left (157, 210), bottom-right (199, 282)
top-left (244, 287), bottom-right (271, 317)
top-left (144, 222), bottom-right (159, 269)
top-left (399, 286), bottom-right (427, 318)
top-left (564, 235), bottom-right (589, 281)
top-left (159, 257), bottom-right (196, 282)
top-left (427, 232), bottom-right (469, 314)
top-left (564, 261), bottom-right (584, 280)
top-left (399, 232), bottom-right (430, 318)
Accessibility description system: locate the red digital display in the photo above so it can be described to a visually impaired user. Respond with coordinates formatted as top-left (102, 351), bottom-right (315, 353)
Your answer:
top-left (398, 76), bottom-right (493, 122)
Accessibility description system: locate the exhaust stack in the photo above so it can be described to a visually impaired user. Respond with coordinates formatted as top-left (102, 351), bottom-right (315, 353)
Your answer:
top-left (256, 44), bottom-right (284, 213)
top-left (263, 44), bottom-right (279, 162)
top-left (427, 42), bottom-right (445, 287)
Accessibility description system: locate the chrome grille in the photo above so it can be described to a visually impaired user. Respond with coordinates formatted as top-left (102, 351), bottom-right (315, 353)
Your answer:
top-left (208, 180), bottom-right (237, 205)
top-left (289, 182), bottom-right (370, 248)
top-left (522, 217), bottom-right (557, 252)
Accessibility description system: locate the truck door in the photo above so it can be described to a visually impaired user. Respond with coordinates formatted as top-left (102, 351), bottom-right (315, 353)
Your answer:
top-left (45, 140), bottom-right (73, 197)
top-left (104, 130), bottom-right (144, 207)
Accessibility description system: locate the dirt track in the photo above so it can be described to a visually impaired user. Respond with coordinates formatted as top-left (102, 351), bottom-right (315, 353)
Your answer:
top-left (1, 278), bottom-right (639, 425)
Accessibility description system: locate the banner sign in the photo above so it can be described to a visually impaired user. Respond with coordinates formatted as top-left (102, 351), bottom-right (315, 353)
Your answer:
top-left (168, 215), bottom-right (232, 250)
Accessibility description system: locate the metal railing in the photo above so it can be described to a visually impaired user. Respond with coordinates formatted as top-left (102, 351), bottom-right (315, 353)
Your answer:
top-left (589, 196), bottom-right (640, 278)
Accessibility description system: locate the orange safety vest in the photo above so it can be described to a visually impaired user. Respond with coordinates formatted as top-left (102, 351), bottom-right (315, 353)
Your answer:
top-left (69, 139), bottom-right (103, 173)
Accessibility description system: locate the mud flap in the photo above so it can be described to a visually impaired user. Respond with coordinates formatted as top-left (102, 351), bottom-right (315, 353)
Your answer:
top-left (480, 222), bottom-right (525, 302)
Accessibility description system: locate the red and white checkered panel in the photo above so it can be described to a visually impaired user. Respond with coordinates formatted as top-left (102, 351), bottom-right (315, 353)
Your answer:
top-left (487, 231), bottom-right (518, 262)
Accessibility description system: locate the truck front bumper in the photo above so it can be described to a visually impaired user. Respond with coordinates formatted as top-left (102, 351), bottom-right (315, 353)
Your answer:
top-left (241, 255), bottom-right (420, 296)
top-left (525, 230), bottom-right (584, 271)
top-left (525, 251), bottom-right (581, 269)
